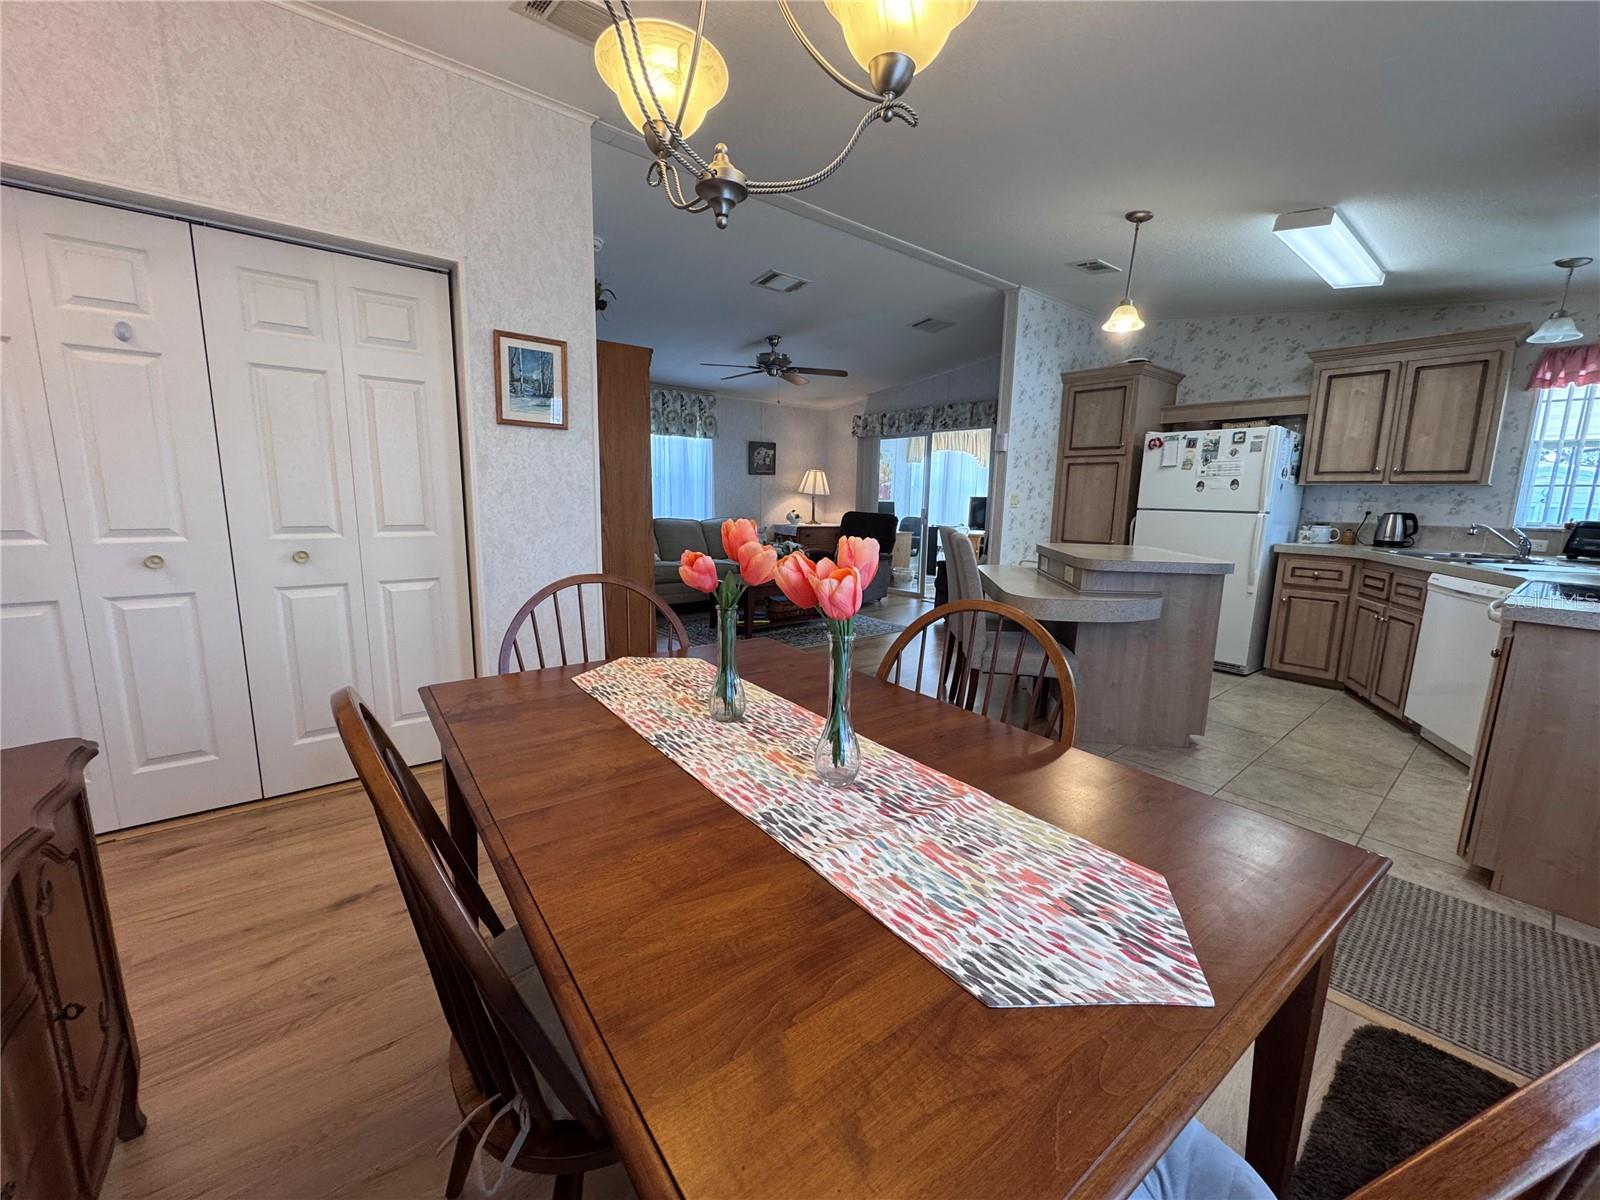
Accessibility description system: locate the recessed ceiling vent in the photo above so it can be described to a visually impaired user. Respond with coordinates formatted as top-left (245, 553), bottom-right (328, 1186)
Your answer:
top-left (750, 269), bottom-right (811, 294)
top-left (1071, 259), bottom-right (1122, 275)
top-left (509, 0), bottom-right (612, 44)
top-left (910, 316), bottom-right (956, 334)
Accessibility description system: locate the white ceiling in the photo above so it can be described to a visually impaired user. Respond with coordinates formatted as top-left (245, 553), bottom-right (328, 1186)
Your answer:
top-left (319, 0), bottom-right (1600, 333)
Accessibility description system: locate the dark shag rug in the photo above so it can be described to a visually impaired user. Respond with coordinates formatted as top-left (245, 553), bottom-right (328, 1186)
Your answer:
top-left (1289, 1024), bottom-right (1516, 1200)
top-left (661, 610), bottom-right (906, 650)
top-left (1330, 875), bottom-right (1600, 1079)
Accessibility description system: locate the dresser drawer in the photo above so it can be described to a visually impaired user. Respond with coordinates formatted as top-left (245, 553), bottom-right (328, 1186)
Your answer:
top-left (1279, 556), bottom-right (1353, 591)
top-left (1355, 566), bottom-right (1392, 602)
top-left (1390, 570), bottom-right (1428, 610)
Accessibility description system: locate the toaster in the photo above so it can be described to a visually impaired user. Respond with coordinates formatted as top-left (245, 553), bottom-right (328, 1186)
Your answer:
top-left (1561, 522), bottom-right (1600, 560)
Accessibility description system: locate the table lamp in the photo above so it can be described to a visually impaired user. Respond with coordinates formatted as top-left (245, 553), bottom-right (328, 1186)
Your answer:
top-left (798, 468), bottom-right (830, 523)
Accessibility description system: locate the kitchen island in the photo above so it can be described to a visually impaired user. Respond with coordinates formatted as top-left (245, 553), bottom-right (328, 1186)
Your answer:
top-left (979, 543), bottom-right (1233, 747)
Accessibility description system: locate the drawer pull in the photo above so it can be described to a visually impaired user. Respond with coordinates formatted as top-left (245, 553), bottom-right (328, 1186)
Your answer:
top-left (1490, 647), bottom-right (1501, 658)
top-left (56, 1002), bottom-right (86, 1022)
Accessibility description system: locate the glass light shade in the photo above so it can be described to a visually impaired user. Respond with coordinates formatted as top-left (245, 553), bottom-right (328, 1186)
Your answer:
top-left (1527, 313), bottom-right (1583, 344)
top-left (1102, 302), bottom-right (1145, 334)
top-left (823, 0), bottom-right (977, 73)
top-left (594, 19), bottom-right (728, 138)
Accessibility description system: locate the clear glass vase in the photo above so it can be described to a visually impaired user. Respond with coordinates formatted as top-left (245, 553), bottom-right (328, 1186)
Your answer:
top-left (813, 619), bottom-right (860, 785)
top-left (709, 597), bottom-right (746, 722)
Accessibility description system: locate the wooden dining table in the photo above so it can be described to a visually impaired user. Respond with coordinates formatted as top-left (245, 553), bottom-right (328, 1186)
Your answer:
top-left (422, 640), bottom-right (1387, 1200)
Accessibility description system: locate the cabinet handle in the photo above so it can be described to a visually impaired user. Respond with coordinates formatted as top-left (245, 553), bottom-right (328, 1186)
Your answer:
top-left (1490, 647), bottom-right (1501, 658)
top-left (55, 1002), bottom-right (86, 1022)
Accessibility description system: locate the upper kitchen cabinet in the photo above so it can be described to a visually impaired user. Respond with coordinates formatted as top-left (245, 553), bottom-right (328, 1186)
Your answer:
top-left (1053, 363), bottom-right (1183, 544)
top-left (1301, 325), bottom-right (1528, 485)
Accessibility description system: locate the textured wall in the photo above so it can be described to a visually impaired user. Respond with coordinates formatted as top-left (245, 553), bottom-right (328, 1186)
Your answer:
top-left (703, 395), bottom-right (854, 529)
top-left (0, 1), bottom-right (600, 669)
top-left (998, 289), bottom-right (1599, 560)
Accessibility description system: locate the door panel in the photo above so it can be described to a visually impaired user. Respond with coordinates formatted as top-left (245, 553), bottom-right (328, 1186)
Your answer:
top-left (1387, 353), bottom-right (1499, 483)
top-left (1371, 605), bottom-right (1422, 717)
top-left (1268, 589), bottom-right (1346, 681)
top-left (334, 253), bottom-right (472, 760)
top-left (1341, 597), bottom-right (1384, 697)
top-left (13, 189), bottom-right (260, 826)
top-left (0, 198), bottom-right (117, 828)
top-left (1055, 456), bottom-right (1125, 544)
top-left (193, 227), bottom-right (374, 797)
top-left (1304, 363), bottom-right (1399, 482)
top-left (1063, 384), bottom-right (1129, 454)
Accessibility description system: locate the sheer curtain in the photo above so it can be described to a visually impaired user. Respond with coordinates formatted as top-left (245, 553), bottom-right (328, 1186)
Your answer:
top-left (651, 434), bottom-right (714, 519)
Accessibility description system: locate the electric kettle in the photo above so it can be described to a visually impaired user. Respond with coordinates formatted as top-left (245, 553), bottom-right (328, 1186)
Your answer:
top-left (1373, 511), bottom-right (1419, 547)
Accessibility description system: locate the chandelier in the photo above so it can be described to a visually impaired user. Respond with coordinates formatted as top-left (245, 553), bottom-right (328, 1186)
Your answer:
top-left (594, 0), bottom-right (977, 228)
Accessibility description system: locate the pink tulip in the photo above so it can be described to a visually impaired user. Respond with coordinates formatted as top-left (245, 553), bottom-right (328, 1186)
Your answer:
top-left (721, 518), bottom-right (759, 560)
top-left (834, 536), bottom-right (880, 589)
top-left (773, 551), bottom-right (820, 608)
top-left (814, 565), bottom-right (863, 621)
top-left (678, 549), bottom-right (720, 594)
top-left (738, 540), bottom-right (778, 586)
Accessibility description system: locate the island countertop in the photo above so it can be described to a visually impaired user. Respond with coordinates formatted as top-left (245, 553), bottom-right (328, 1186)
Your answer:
top-left (1037, 542), bottom-right (1235, 575)
top-left (977, 565), bottom-right (1163, 624)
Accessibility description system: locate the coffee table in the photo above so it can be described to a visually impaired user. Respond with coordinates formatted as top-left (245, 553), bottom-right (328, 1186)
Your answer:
top-left (738, 581), bottom-right (815, 638)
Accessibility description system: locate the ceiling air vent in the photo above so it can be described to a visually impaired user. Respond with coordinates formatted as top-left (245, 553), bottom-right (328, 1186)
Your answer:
top-left (750, 269), bottom-right (811, 294)
top-left (509, 0), bottom-right (613, 44)
top-left (1071, 259), bottom-right (1122, 275)
top-left (910, 316), bottom-right (956, 334)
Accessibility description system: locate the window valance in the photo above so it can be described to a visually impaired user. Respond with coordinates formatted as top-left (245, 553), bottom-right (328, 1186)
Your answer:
top-left (851, 398), bottom-right (998, 439)
top-left (1527, 344), bottom-right (1600, 392)
top-left (650, 387), bottom-right (718, 438)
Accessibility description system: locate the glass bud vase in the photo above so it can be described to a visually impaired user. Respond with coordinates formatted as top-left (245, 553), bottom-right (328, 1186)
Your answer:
top-left (813, 619), bottom-right (861, 785)
top-left (709, 596), bottom-right (747, 722)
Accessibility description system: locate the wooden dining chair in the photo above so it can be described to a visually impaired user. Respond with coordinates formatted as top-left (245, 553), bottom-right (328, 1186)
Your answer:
top-left (876, 599), bottom-right (1079, 745)
top-left (1349, 1041), bottom-right (1600, 1200)
top-left (331, 688), bottom-right (617, 1200)
top-left (498, 572), bottom-right (690, 673)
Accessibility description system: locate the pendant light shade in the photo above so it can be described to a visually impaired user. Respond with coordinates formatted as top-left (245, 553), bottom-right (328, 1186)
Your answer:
top-left (594, 18), bottom-right (729, 138)
top-left (1103, 210), bottom-right (1154, 334)
top-left (1527, 257), bottom-right (1592, 345)
top-left (824, 0), bottom-right (978, 74)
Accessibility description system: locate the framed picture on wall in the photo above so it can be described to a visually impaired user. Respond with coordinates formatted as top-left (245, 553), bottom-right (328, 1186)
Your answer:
top-left (494, 330), bottom-right (568, 429)
top-left (748, 440), bottom-right (777, 475)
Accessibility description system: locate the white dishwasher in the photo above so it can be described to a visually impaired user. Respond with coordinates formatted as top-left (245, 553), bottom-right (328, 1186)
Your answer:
top-left (1403, 574), bottom-right (1513, 762)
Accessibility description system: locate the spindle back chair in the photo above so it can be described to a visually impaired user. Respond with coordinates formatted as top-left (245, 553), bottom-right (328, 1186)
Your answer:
top-left (498, 573), bottom-right (689, 673)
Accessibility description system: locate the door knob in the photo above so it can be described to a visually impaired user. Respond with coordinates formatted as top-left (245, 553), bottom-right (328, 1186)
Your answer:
top-left (292, 549), bottom-right (311, 564)
top-left (143, 554), bottom-right (165, 570)
top-left (113, 321), bottom-right (134, 343)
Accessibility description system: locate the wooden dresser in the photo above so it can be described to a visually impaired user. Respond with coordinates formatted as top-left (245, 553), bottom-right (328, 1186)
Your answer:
top-left (3, 740), bottom-right (143, 1199)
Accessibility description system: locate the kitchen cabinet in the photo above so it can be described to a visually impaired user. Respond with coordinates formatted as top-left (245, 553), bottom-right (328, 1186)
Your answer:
top-left (1339, 565), bottom-right (1428, 718)
top-left (1052, 363), bottom-right (1183, 544)
top-left (1301, 325), bottom-right (1527, 486)
top-left (1265, 556), bottom-right (1351, 682)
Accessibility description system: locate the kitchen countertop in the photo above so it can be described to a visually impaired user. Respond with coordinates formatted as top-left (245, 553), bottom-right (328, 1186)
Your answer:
top-left (1272, 542), bottom-right (1600, 631)
top-left (1037, 542), bottom-right (1235, 575)
top-left (978, 566), bottom-right (1163, 624)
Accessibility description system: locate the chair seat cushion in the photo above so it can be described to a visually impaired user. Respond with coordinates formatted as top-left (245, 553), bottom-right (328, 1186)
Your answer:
top-left (490, 927), bottom-right (596, 1121)
top-left (1128, 1120), bottom-right (1273, 1200)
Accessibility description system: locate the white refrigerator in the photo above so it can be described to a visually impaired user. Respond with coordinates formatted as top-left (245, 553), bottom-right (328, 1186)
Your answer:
top-left (1133, 426), bottom-right (1303, 674)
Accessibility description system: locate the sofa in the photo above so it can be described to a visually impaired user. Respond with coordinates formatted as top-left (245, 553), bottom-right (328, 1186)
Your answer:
top-left (653, 518), bottom-right (736, 606)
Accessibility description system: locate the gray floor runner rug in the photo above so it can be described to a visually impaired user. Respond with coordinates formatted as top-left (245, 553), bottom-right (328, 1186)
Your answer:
top-left (1289, 1024), bottom-right (1515, 1200)
top-left (1331, 875), bottom-right (1600, 1078)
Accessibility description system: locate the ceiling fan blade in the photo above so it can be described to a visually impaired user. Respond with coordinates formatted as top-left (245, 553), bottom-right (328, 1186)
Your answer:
top-left (781, 370), bottom-right (810, 386)
top-left (721, 370), bottom-right (762, 380)
top-left (790, 367), bottom-right (849, 377)
top-left (701, 362), bottom-right (756, 369)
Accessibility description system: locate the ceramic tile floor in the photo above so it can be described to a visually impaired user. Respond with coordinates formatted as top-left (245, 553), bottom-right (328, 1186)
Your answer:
top-left (1077, 670), bottom-right (1600, 940)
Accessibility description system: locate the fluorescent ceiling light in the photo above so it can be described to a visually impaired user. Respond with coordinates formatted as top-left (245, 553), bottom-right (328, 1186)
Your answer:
top-left (1273, 208), bottom-right (1385, 289)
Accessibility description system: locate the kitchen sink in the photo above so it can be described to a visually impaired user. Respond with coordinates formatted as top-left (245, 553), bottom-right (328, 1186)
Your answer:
top-left (1389, 550), bottom-right (1523, 563)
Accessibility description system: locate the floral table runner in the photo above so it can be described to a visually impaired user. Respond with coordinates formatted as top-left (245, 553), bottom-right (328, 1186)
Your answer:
top-left (573, 657), bottom-right (1213, 1009)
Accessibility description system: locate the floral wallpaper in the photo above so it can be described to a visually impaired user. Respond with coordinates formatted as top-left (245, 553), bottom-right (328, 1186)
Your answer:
top-left (998, 289), bottom-right (1600, 561)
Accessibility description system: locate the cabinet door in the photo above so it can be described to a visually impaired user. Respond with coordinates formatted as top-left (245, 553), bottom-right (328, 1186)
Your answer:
top-left (1341, 597), bottom-right (1384, 697)
top-left (1303, 362), bottom-right (1400, 483)
top-left (1268, 588), bottom-right (1347, 681)
top-left (1386, 350), bottom-right (1504, 483)
top-left (2, 981), bottom-right (83, 1200)
top-left (1062, 383), bottom-right (1131, 454)
top-left (1370, 605), bottom-right (1422, 717)
top-left (12, 190), bottom-right (262, 827)
top-left (1054, 456), bottom-right (1127, 544)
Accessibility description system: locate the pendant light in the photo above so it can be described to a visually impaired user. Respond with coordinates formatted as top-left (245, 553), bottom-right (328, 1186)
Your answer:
top-left (1103, 211), bottom-right (1153, 334)
top-left (1527, 257), bottom-right (1592, 344)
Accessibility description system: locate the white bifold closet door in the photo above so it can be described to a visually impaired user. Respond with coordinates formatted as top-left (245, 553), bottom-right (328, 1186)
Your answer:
top-left (0, 200), bottom-right (118, 831)
top-left (10, 189), bottom-right (262, 825)
top-left (193, 228), bottom-right (471, 796)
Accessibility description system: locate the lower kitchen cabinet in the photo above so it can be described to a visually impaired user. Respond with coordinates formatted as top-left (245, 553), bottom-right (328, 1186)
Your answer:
top-left (1267, 587), bottom-right (1348, 681)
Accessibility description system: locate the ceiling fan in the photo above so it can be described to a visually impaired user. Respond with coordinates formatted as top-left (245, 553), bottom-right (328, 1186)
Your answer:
top-left (701, 335), bottom-right (848, 387)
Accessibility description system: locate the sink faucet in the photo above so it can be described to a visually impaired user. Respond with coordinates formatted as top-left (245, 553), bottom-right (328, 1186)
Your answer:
top-left (1468, 523), bottom-right (1534, 561)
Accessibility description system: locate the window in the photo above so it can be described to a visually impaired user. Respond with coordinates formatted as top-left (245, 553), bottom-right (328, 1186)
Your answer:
top-left (1515, 383), bottom-right (1600, 526)
top-left (651, 434), bottom-right (714, 519)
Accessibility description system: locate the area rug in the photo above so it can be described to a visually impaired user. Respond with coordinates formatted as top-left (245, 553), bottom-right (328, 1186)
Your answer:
top-left (1288, 1024), bottom-right (1515, 1200)
top-left (660, 610), bottom-right (906, 650)
top-left (1331, 875), bottom-right (1600, 1079)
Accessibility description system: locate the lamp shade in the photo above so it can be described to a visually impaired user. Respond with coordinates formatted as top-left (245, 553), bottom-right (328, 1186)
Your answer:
top-left (1527, 313), bottom-right (1584, 345)
top-left (823, 0), bottom-right (977, 73)
top-left (594, 18), bottom-right (729, 138)
top-left (798, 468), bottom-right (831, 497)
top-left (1102, 302), bottom-right (1145, 334)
